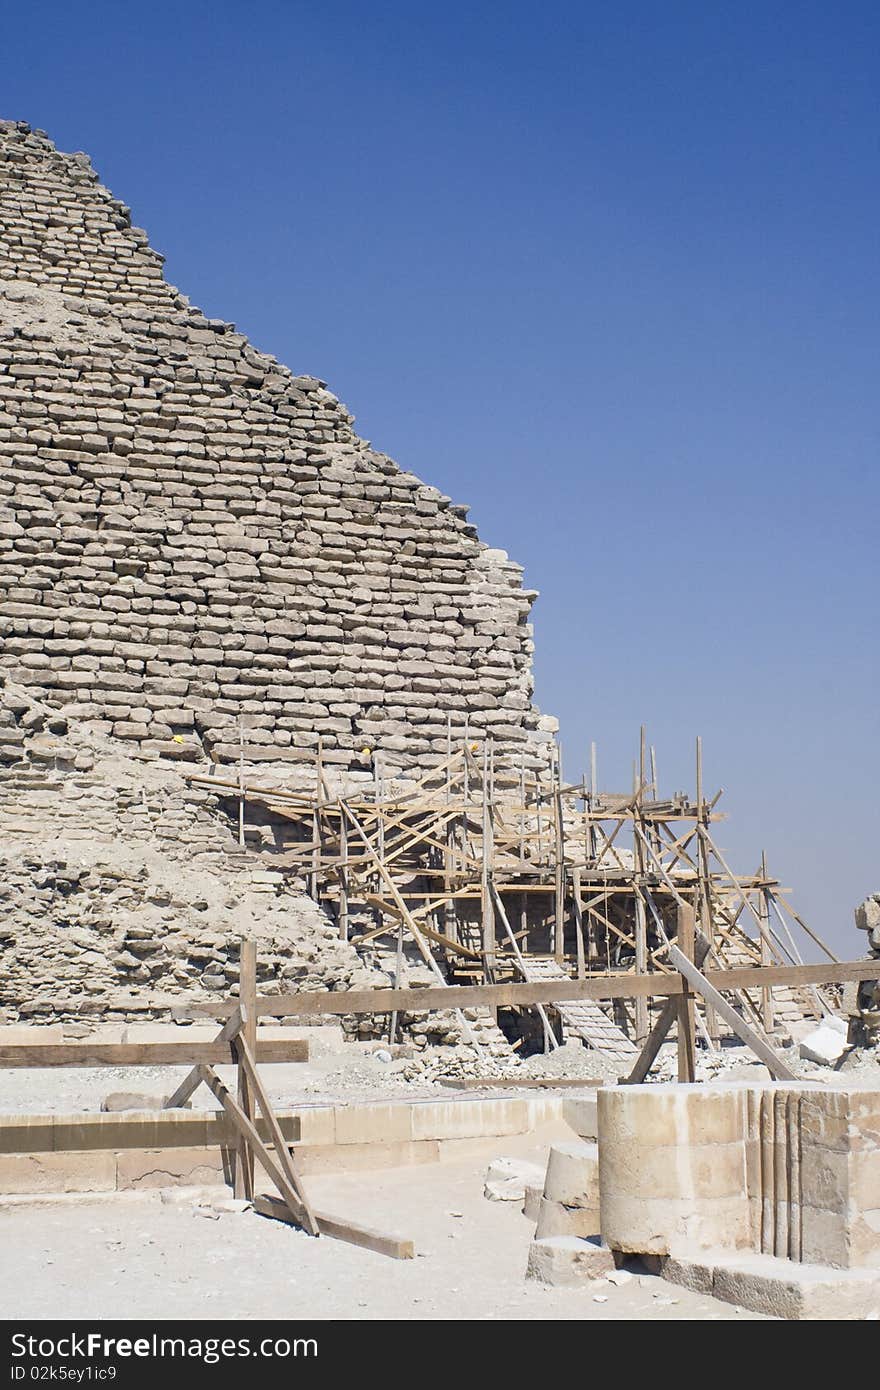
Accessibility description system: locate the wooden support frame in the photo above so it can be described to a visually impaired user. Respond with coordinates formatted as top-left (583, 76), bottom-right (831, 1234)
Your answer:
top-left (667, 942), bottom-right (799, 1081)
top-left (185, 730), bottom-right (847, 1060)
top-left (179, 957), bottom-right (880, 1021)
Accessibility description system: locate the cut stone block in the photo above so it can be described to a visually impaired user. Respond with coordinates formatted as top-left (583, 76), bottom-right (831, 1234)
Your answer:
top-left (543, 1140), bottom-right (599, 1206)
top-left (102, 1093), bottom-right (189, 1113)
top-left (483, 1156), bottom-right (546, 1202)
top-left (115, 1147), bottom-right (228, 1190)
top-left (799, 1024), bottom-right (848, 1066)
top-left (523, 1183), bottom-right (543, 1222)
top-left (664, 1250), bottom-right (880, 1320)
top-left (562, 1094), bottom-right (598, 1139)
top-left (526, 1235), bottom-right (614, 1286)
top-left (535, 1195), bottom-right (600, 1239)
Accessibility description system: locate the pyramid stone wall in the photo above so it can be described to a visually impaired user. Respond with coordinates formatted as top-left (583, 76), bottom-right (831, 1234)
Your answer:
top-left (0, 120), bottom-right (551, 770)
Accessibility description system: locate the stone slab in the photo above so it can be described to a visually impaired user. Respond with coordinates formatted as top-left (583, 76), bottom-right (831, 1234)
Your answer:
top-left (664, 1250), bottom-right (880, 1320)
top-left (526, 1235), bottom-right (614, 1286)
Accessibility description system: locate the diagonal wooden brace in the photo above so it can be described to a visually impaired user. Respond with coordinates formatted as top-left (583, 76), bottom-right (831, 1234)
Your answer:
top-left (163, 1007), bottom-right (242, 1110)
top-left (623, 935), bottom-right (711, 1084)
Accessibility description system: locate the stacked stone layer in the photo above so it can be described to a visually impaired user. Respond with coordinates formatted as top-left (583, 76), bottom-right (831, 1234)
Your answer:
top-left (0, 120), bottom-right (550, 770)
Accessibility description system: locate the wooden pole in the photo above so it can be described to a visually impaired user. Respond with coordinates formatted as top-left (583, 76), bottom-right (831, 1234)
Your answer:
top-left (338, 815), bottom-right (349, 940)
top-left (633, 727), bottom-right (649, 1042)
top-left (481, 740), bottom-right (496, 984)
top-left (667, 941), bottom-right (799, 1081)
top-left (696, 735), bottom-right (718, 1042)
top-left (759, 850), bottom-right (774, 1032)
top-left (625, 931), bottom-right (711, 1084)
top-left (238, 718), bottom-right (246, 848)
top-left (234, 937), bottom-right (257, 1199)
top-left (553, 743), bottom-right (566, 965)
top-left (676, 902), bottom-right (696, 1082)
top-left (572, 866), bottom-right (586, 979)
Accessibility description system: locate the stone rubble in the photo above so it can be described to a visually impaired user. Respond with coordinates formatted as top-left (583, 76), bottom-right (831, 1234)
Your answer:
top-left (844, 894), bottom-right (880, 1048)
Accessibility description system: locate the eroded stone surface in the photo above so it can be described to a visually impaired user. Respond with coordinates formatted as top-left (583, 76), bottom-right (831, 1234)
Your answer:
top-left (0, 121), bottom-right (546, 772)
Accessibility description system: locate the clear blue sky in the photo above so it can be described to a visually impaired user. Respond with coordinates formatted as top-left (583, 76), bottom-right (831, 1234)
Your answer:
top-left (3, 2), bottom-right (877, 953)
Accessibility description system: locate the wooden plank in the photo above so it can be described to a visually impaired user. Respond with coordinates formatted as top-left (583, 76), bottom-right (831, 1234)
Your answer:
top-left (197, 1064), bottom-right (312, 1230)
top-left (440, 1077), bottom-right (603, 1090)
top-left (0, 1039), bottom-right (309, 1069)
top-left (177, 959), bottom-right (880, 1021)
top-left (234, 1023), bottom-right (318, 1235)
top-left (666, 944), bottom-right (798, 1081)
top-left (164, 1006), bottom-right (242, 1109)
top-left (235, 938), bottom-right (257, 1201)
top-left (676, 902), bottom-right (697, 1082)
top-left (624, 932), bottom-right (711, 1084)
top-left (253, 1193), bottom-right (414, 1260)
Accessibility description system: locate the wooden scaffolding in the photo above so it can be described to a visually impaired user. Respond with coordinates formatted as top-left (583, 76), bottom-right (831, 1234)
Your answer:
top-left (189, 726), bottom-right (840, 1051)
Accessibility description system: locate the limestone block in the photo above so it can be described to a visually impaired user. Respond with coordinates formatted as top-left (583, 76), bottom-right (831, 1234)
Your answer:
top-left (294, 1139), bottom-right (440, 1174)
top-left (665, 1251), bottom-right (880, 1320)
top-left (598, 1084), bottom-right (752, 1255)
top-left (522, 1183), bottom-right (543, 1222)
top-left (483, 1156), bottom-right (546, 1202)
top-left (291, 1107), bottom-right (336, 1146)
top-left (410, 1097), bottom-right (529, 1141)
top-left (0, 1151), bottom-right (116, 1194)
top-left (799, 1023), bottom-right (848, 1066)
top-left (101, 1093), bottom-right (182, 1113)
top-left (525, 1235), bottom-right (614, 1286)
top-left (116, 1146), bottom-right (228, 1190)
top-left (543, 1140), bottom-right (599, 1207)
top-left (535, 1196), bottom-right (600, 1239)
top-left (562, 1093), bottom-right (598, 1139)
top-left (334, 1102), bottom-right (413, 1146)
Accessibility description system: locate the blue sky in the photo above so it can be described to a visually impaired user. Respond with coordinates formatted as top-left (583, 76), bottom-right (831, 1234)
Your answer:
top-left (3, 2), bottom-right (877, 952)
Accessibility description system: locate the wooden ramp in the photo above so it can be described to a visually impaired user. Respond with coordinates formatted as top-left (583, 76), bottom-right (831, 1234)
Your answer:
top-left (517, 957), bottom-right (638, 1061)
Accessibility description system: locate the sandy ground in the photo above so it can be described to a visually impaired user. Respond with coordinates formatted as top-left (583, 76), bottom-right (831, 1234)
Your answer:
top-left (0, 1131), bottom-right (765, 1321)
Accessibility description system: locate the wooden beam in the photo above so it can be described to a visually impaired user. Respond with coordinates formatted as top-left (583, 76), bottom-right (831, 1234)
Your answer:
top-left (0, 1039), bottom-right (309, 1069)
top-left (164, 1007), bottom-right (242, 1109)
top-left (235, 938), bottom-right (257, 1201)
top-left (666, 944), bottom-right (798, 1081)
top-left (176, 959), bottom-right (880, 1021)
top-left (623, 932), bottom-right (711, 1084)
top-left (253, 1193), bottom-right (414, 1260)
top-left (197, 1064), bottom-right (313, 1231)
top-left (676, 902), bottom-right (696, 1082)
top-left (234, 1022), bottom-right (318, 1235)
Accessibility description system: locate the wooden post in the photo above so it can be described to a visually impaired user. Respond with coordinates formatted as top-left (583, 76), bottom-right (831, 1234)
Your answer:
top-left (238, 718), bottom-right (246, 848)
top-left (633, 728), bottom-right (649, 1043)
top-left (695, 735), bottom-right (718, 1040)
top-left (338, 815), bottom-right (349, 941)
top-left (310, 739), bottom-right (323, 901)
top-left (553, 743), bottom-right (566, 965)
top-left (234, 937), bottom-right (257, 1199)
top-left (372, 751), bottom-right (384, 936)
top-left (443, 721), bottom-right (458, 944)
top-left (389, 921), bottom-right (404, 1044)
top-left (572, 866), bottom-right (586, 979)
top-left (481, 741), bottom-right (496, 983)
top-left (676, 902), bottom-right (696, 1082)
top-left (759, 850), bottom-right (774, 1033)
